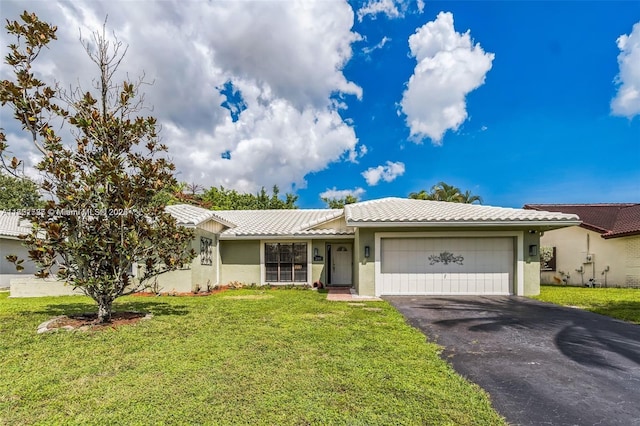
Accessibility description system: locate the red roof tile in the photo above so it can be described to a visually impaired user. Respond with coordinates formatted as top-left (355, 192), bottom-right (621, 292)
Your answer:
top-left (606, 204), bottom-right (640, 238)
top-left (523, 203), bottom-right (640, 239)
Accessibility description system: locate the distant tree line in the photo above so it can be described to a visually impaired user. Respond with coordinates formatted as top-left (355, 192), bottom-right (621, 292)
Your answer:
top-left (152, 181), bottom-right (482, 211)
top-left (1, 173), bottom-right (483, 212)
top-left (158, 184), bottom-right (299, 210)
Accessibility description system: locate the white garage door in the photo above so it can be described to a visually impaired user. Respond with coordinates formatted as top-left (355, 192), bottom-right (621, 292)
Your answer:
top-left (379, 237), bottom-right (514, 295)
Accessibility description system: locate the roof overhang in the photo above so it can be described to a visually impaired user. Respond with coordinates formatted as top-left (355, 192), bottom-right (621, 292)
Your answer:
top-left (346, 220), bottom-right (582, 229)
top-left (0, 234), bottom-right (24, 241)
top-left (219, 233), bottom-right (355, 241)
top-left (602, 230), bottom-right (640, 239)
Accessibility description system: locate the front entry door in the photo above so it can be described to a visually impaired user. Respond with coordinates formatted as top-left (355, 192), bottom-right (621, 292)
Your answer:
top-left (330, 244), bottom-right (352, 285)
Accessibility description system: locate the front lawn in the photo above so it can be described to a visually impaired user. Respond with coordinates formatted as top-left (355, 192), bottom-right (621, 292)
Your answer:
top-left (532, 285), bottom-right (640, 324)
top-left (0, 290), bottom-right (504, 425)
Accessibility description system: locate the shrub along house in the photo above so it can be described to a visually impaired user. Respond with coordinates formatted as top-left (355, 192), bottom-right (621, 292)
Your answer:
top-left (6, 198), bottom-right (580, 297)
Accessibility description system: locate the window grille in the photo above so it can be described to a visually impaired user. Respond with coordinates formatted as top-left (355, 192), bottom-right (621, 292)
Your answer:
top-left (200, 237), bottom-right (213, 266)
top-left (264, 242), bottom-right (307, 282)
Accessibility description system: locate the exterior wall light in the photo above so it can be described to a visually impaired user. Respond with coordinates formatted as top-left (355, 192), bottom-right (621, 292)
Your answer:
top-left (364, 246), bottom-right (370, 258)
top-left (529, 244), bottom-right (538, 256)
top-left (313, 247), bottom-right (319, 257)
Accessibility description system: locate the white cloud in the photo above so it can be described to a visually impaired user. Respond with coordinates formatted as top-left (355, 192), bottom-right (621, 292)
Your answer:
top-left (362, 161), bottom-right (405, 186)
top-left (357, 0), bottom-right (401, 21)
top-left (347, 143), bottom-right (368, 163)
top-left (171, 79), bottom-right (359, 193)
top-left (0, 0), bottom-right (362, 193)
top-left (357, 0), bottom-right (423, 22)
top-left (400, 12), bottom-right (494, 144)
top-left (320, 187), bottom-right (365, 200)
top-left (611, 21), bottom-right (640, 118)
top-left (362, 36), bottom-right (392, 56)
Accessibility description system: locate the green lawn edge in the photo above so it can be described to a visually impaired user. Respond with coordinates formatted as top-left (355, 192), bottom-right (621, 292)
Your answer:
top-left (532, 285), bottom-right (640, 324)
top-left (0, 290), bottom-right (505, 425)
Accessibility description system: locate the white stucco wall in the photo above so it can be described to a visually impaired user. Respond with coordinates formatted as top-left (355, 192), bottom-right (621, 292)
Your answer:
top-left (10, 278), bottom-right (84, 297)
top-left (3, 226), bottom-right (218, 295)
top-left (1, 238), bottom-right (40, 288)
top-left (539, 225), bottom-right (639, 287)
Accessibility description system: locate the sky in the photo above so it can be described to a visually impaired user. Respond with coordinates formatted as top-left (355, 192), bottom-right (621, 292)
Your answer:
top-left (0, 0), bottom-right (639, 209)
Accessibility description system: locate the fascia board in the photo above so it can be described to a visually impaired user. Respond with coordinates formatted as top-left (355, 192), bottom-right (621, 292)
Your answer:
top-left (219, 234), bottom-right (355, 241)
top-left (347, 220), bottom-right (582, 228)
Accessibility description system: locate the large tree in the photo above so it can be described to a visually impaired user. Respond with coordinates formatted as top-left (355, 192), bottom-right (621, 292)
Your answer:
top-left (0, 12), bottom-right (195, 322)
top-left (409, 182), bottom-right (482, 204)
top-left (321, 194), bottom-right (358, 209)
top-left (0, 172), bottom-right (42, 209)
top-left (202, 185), bottom-right (298, 210)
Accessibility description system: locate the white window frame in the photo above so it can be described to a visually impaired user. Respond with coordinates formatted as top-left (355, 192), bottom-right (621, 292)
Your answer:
top-left (260, 240), bottom-right (312, 285)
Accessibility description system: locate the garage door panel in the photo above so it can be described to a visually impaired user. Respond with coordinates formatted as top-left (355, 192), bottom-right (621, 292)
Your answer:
top-left (380, 237), bottom-right (514, 295)
top-left (400, 274), bottom-right (409, 293)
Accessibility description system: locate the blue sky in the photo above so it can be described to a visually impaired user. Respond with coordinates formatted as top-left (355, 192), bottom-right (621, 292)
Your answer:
top-left (1, 1), bottom-right (639, 208)
top-left (311, 0), bottom-right (640, 208)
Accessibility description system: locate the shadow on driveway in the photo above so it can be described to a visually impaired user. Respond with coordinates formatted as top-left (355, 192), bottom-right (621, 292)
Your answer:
top-left (386, 296), bottom-right (640, 426)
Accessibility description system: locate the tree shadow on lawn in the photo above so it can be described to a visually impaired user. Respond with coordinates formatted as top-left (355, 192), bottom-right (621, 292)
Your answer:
top-left (389, 296), bottom-right (640, 370)
top-left (25, 299), bottom-right (190, 319)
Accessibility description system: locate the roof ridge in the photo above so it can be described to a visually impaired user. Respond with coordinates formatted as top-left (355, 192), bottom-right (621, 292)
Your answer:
top-left (350, 197), bottom-right (403, 206)
top-left (297, 210), bottom-right (344, 231)
top-left (525, 203), bottom-right (639, 207)
top-left (166, 204), bottom-right (236, 228)
top-left (214, 208), bottom-right (338, 213)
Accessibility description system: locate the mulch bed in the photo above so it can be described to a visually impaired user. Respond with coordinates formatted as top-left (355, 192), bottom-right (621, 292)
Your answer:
top-left (37, 311), bottom-right (152, 333)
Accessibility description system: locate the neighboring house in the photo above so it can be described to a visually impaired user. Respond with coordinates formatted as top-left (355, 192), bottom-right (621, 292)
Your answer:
top-left (0, 212), bottom-right (37, 289)
top-left (524, 203), bottom-right (640, 287)
top-left (1, 211), bottom-right (77, 296)
top-left (5, 198), bottom-right (580, 297)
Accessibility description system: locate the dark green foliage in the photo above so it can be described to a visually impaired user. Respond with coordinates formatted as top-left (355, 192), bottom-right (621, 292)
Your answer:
top-left (201, 184), bottom-right (298, 210)
top-left (0, 173), bottom-right (43, 209)
top-left (0, 12), bottom-right (195, 322)
top-left (322, 194), bottom-right (358, 209)
top-left (409, 181), bottom-right (483, 203)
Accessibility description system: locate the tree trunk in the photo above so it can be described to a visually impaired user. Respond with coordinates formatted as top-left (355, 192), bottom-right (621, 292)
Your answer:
top-left (97, 298), bottom-right (113, 323)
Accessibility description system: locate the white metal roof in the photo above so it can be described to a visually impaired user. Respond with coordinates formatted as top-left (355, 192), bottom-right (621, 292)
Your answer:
top-left (3, 199), bottom-right (580, 241)
top-left (344, 198), bottom-right (580, 227)
top-left (214, 209), bottom-right (350, 238)
top-left (0, 211), bottom-right (32, 238)
top-left (165, 204), bottom-right (235, 228)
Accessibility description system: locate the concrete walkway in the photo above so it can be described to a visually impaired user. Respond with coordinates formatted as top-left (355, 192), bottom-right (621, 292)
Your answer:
top-left (326, 287), bottom-right (381, 301)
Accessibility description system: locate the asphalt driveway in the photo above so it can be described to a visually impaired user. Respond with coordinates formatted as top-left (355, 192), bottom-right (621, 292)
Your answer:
top-left (385, 296), bottom-right (640, 426)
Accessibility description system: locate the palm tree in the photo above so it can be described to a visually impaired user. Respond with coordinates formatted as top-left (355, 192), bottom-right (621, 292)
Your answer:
top-left (429, 182), bottom-right (463, 202)
top-left (408, 182), bottom-right (482, 204)
top-left (460, 190), bottom-right (482, 204)
top-left (408, 189), bottom-right (429, 200)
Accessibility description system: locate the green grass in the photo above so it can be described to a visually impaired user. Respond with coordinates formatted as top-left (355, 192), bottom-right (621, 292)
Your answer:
top-left (0, 290), bottom-right (504, 425)
top-left (532, 285), bottom-right (640, 324)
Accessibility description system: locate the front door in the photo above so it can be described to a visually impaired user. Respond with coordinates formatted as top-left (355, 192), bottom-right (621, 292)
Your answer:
top-left (330, 243), bottom-right (352, 285)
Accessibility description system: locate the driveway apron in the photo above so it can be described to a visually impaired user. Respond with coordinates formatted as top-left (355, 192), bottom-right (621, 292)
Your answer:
top-left (385, 296), bottom-right (640, 426)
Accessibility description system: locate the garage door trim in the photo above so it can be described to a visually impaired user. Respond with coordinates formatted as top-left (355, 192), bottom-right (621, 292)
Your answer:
top-left (374, 231), bottom-right (524, 297)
